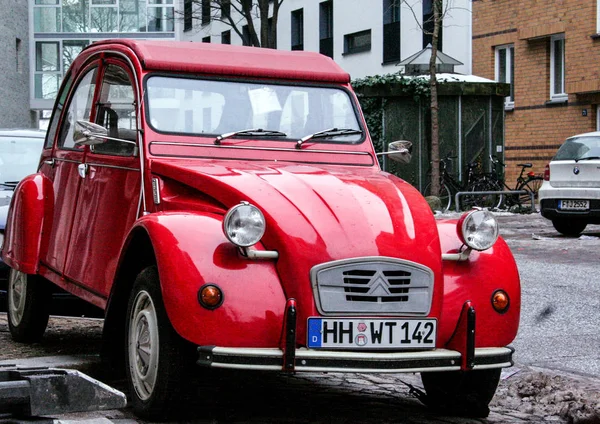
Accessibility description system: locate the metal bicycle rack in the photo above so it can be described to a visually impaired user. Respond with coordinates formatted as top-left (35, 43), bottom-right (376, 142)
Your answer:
top-left (0, 365), bottom-right (126, 418)
top-left (454, 190), bottom-right (536, 213)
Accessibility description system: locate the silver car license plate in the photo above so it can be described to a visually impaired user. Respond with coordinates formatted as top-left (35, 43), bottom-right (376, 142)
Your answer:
top-left (307, 318), bottom-right (436, 349)
top-left (558, 200), bottom-right (590, 210)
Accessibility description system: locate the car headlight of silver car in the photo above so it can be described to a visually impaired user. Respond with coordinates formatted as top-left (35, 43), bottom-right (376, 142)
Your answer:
top-left (457, 209), bottom-right (499, 251)
top-left (223, 202), bottom-right (266, 247)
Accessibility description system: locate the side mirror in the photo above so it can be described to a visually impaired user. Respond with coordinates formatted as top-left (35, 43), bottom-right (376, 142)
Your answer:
top-left (376, 140), bottom-right (412, 164)
top-left (74, 120), bottom-right (139, 156)
top-left (74, 120), bottom-right (110, 146)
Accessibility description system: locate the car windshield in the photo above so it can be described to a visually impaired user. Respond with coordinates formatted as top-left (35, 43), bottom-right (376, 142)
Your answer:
top-left (0, 136), bottom-right (43, 185)
top-left (146, 76), bottom-right (363, 143)
top-left (554, 135), bottom-right (600, 161)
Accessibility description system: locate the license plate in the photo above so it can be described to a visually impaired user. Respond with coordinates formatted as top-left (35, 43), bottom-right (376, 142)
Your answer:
top-left (558, 200), bottom-right (589, 210)
top-left (307, 318), bottom-right (436, 349)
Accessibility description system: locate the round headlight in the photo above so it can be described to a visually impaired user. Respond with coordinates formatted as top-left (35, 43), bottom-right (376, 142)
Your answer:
top-left (457, 209), bottom-right (499, 251)
top-left (223, 202), bottom-right (266, 247)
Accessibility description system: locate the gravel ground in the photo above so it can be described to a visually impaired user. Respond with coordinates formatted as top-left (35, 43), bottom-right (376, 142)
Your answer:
top-left (1, 313), bottom-right (600, 423)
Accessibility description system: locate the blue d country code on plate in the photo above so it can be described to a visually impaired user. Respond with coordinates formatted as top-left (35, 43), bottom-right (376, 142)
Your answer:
top-left (307, 318), bottom-right (436, 349)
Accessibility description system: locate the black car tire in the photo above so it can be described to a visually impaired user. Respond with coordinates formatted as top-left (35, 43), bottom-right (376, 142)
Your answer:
top-left (420, 368), bottom-right (501, 418)
top-left (125, 266), bottom-right (196, 420)
top-left (552, 219), bottom-right (587, 237)
top-left (7, 269), bottom-right (51, 343)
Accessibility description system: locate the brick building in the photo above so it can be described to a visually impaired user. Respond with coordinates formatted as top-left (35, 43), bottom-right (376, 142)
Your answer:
top-left (472, 0), bottom-right (600, 183)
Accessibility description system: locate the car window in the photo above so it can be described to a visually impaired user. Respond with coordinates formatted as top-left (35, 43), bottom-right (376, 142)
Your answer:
top-left (45, 72), bottom-right (74, 149)
top-left (146, 76), bottom-right (362, 143)
top-left (93, 64), bottom-right (137, 156)
top-left (57, 67), bottom-right (98, 150)
top-left (554, 136), bottom-right (600, 160)
top-left (0, 136), bottom-right (45, 183)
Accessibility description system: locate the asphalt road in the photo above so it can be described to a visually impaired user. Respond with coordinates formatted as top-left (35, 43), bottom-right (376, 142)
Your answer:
top-left (495, 212), bottom-right (600, 378)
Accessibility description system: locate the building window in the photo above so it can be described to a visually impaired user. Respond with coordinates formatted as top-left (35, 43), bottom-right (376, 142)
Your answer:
top-left (495, 44), bottom-right (514, 108)
top-left (16, 38), bottom-right (22, 73)
top-left (120, 0), bottom-right (148, 32)
top-left (422, 0), bottom-right (442, 50)
top-left (222, 30), bottom-right (231, 44)
top-left (319, 1), bottom-right (333, 58)
top-left (184, 0), bottom-right (192, 31)
top-left (147, 0), bottom-right (175, 32)
top-left (597, 0), bottom-right (600, 34)
top-left (242, 24), bottom-right (251, 46)
top-left (35, 41), bottom-right (61, 100)
top-left (550, 34), bottom-right (566, 100)
top-left (221, 0), bottom-right (230, 19)
top-left (344, 29), bottom-right (371, 55)
top-left (383, 0), bottom-right (400, 63)
top-left (291, 8), bottom-right (304, 51)
top-left (90, 0), bottom-right (118, 32)
top-left (202, 35), bottom-right (211, 43)
top-left (33, 5), bottom-right (61, 33)
top-left (201, 0), bottom-right (211, 25)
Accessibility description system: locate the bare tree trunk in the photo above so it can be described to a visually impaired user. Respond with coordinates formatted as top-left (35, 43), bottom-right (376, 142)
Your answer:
top-left (428, 0), bottom-right (442, 196)
top-left (258, 0), bottom-right (269, 47)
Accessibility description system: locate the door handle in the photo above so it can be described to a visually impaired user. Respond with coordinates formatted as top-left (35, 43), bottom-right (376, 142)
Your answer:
top-left (43, 159), bottom-right (55, 168)
top-left (77, 163), bottom-right (88, 178)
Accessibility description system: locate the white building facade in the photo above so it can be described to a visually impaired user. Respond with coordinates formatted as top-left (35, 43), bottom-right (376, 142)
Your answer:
top-left (29, 0), bottom-right (182, 113)
top-left (181, 0), bottom-right (473, 80)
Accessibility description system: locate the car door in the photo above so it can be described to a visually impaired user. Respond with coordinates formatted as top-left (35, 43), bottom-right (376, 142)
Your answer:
top-left (41, 64), bottom-right (99, 274)
top-left (63, 61), bottom-right (142, 298)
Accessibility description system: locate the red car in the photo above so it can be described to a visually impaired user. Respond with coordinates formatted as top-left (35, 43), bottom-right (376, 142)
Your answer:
top-left (3, 40), bottom-right (520, 419)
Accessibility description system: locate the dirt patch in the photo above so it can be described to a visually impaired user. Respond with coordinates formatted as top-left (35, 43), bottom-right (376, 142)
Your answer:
top-left (493, 369), bottom-right (600, 424)
top-left (0, 313), bottom-right (103, 360)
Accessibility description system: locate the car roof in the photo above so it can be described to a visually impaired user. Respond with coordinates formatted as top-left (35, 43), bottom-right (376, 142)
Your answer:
top-left (567, 131), bottom-right (600, 139)
top-left (0, 129), bottom-right (46, 138)
top-left (88, 39), bottom-right (351, 84)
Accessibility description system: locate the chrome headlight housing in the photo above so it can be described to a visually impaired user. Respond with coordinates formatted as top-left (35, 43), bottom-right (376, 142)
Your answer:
top-left (457, 209), bottom-right (499, 251)
top-left (223, 202), bottom-right (266, 247)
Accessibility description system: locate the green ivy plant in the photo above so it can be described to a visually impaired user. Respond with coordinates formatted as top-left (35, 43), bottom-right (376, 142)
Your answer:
top-left (352, 72), bottom-right (431, 160)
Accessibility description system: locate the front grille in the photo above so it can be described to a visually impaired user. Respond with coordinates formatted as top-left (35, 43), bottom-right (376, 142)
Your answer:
top-left (311, 257), bottom-right (433, 316)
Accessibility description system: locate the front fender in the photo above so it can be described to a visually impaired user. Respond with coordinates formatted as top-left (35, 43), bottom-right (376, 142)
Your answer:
top-left (437, 219), bottom-right (521, 348)
top-left (132, 212), bottom-right (286, 348)
top-left (2, 174), bottom-right (53, 274)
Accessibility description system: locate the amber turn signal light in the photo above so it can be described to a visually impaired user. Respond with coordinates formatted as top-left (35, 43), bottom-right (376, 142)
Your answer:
top-left (491, 290), bottom-right (509, 314)
top-left (198, 284), bottom-right (224, 310)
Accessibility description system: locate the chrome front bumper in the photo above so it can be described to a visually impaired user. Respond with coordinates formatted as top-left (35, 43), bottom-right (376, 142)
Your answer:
top-left (196, 346), bottom-right (514, 373)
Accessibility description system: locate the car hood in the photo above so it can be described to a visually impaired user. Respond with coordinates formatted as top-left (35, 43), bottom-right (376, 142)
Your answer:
top-left (151, 160), bottom-right (443, 317)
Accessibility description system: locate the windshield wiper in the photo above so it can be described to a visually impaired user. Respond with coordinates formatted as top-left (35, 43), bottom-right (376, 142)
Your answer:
top-left (575, 156), bottom-right (600, 162)
top-left (214, 128), bottom-right (287, 145)
top-left (296, 128), bottom-right (363, 149)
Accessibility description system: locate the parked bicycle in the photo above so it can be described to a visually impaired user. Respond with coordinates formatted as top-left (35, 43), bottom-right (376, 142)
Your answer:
top-left (489, 156), bottom-right (544, 210)
top-left (423, 154), bottom-right (501, 211)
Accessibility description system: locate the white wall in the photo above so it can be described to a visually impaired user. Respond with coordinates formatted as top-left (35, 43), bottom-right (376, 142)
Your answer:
top-left (182, 0), bottom-right (472, 79)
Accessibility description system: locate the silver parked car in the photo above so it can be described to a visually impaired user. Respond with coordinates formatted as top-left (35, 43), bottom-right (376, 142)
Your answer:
top-left (539, 131), bottom-right (600, 236)
top-left (0, 129), bottom-right (46, 298)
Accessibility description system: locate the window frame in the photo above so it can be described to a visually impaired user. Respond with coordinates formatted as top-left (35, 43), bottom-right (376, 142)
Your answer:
top-left (343, 29), bottom-right (372, 55)
top-left (495, 44), bottom-right (514, 110)
top-left (184, 0), bottom-right (193, 32)
top-left (201, 0), bottom-right (211, 25)
top-left (291, 8), bottom-right (304, 51)
top-left (550, 34), bottom-right (566, 101)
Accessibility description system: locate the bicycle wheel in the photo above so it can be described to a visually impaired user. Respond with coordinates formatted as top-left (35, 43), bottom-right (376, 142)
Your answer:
top-left (517, 176), bottom-right (543, 209)
top-left (463, 180), bottom-right (503, 210)
top-left (424, 182), bottom-right (452, 212)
